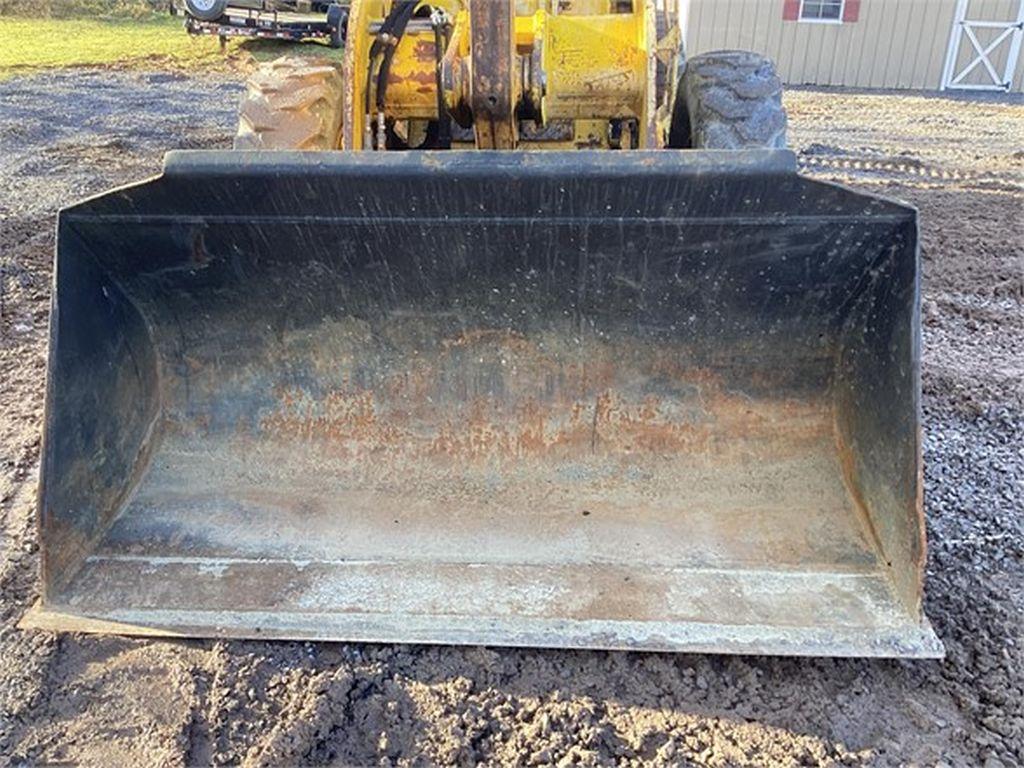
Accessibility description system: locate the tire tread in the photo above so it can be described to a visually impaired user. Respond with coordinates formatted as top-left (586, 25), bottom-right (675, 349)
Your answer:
top-left (233, 57), bottom-right (345, 151)
top-left (677, 50), bottom-right (787, 150)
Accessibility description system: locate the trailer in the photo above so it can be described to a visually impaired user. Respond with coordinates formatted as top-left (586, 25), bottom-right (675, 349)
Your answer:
top-left (175, 0), bottom-right (348, 48)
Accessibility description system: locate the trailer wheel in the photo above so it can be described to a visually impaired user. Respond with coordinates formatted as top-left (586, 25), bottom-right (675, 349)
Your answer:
top-left (669, 50), bottom-right (787, 149)
top-left (184, 0), bottom-right (228, 22)
top-left (234, 57), bottom-right (345, 150)
top-left (327, 3), bottom-right (347, 49)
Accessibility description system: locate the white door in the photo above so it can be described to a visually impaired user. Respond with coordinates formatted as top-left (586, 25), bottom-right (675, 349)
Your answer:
top-left (942, 0), bottom-right (1024, 91)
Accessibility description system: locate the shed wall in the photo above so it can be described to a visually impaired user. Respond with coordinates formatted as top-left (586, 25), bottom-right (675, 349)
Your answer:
top-left (684, 0), bottom-right (1024, 93)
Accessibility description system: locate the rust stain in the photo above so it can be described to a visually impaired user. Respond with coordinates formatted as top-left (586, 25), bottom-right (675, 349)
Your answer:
top-left (385, 38), bottom-right (436, 90)
top-left (260, 389), bottom-right (408, 453)
top-left (835, 428), bottom-right (891, 568)
top-left (387, 69), bottom-right (435, 87)
top-left (411, 38), bottom-right (436, 62)
top-left (172, 327), bottom-right (834, 466)
top-left (254, 375), bottom-right (829, 465)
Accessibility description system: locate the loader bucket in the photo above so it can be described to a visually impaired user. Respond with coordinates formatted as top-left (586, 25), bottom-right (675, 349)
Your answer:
top-left (24, 150), bottom-right (942, 657)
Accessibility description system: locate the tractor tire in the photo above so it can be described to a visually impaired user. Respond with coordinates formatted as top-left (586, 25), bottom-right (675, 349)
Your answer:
top-left (669, 50), bottom-right (787, 149)
top-left (234, 57), bottom-right (345, 151)
top-left (184, 0), bottom-right (228, 21)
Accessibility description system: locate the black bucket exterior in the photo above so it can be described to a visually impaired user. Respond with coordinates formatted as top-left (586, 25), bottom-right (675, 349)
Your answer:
top-left (25, 150), bottom-right (941, 657)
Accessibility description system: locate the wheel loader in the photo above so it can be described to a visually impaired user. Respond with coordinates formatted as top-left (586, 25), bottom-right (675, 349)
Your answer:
top-left (23, 0), bottom-right (942, 657)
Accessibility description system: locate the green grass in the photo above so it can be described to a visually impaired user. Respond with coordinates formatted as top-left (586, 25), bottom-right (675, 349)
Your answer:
top-left (0, 16), bottom-right (340, 80)
top-left (0, 17), bottom-right (225, 77)
top-left (0, 0), bottom-right (166, 18)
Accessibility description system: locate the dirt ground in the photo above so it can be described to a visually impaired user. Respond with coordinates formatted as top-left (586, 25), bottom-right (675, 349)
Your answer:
top-left (1, 70), bottom-right (1022, 767)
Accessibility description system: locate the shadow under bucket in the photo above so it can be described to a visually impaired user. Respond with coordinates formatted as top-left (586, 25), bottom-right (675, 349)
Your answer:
top-left (24, 150), bottom-right (941, 657)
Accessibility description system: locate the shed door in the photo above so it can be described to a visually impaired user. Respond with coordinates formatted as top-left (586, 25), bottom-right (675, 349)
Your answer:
top-left (942, 0), bottom-right (1024, 91)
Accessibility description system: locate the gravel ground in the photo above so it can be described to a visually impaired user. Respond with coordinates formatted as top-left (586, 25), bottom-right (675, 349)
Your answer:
top-left (0, 71), bottom-right (1022, 767)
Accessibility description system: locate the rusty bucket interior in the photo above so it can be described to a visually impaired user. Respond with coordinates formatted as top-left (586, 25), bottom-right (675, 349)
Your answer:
top-left (24, 150), bottom-right (942, 657)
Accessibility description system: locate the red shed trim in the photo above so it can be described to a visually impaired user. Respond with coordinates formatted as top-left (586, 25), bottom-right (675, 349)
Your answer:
top-left (784, 0), bottom-right (861, 23)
